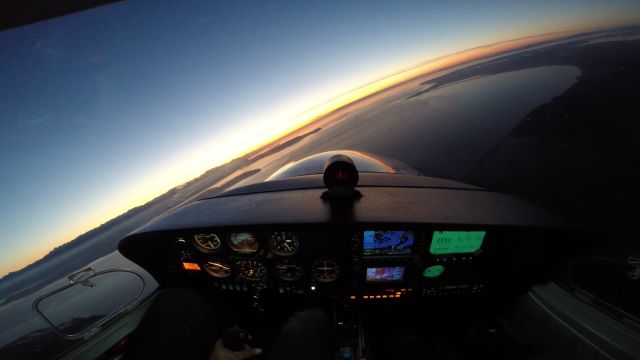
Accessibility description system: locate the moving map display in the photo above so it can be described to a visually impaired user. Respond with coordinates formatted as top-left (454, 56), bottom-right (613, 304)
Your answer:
top-left (362, 231), bottom-right (414, 255)
top-left (365, 267), bottom-right (405, 282)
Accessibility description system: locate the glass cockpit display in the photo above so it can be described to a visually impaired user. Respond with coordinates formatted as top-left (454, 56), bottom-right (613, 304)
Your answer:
top-left (228, 232), bottom-right (259, 253)
top-left (365, 267), bottom-right (405, 282)
top-left (362, 230), bottom-right (414, 255)
top-left (429, 231), bottom-right (485, 254)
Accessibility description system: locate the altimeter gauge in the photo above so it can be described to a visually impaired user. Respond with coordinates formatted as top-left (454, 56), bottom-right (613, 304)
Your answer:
top-left (269, 232), bottom-right (299, 256)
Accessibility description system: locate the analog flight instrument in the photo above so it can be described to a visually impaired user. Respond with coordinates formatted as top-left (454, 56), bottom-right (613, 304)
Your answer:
top-left (203, 258), bottom-right (232, 278)
top-left (229, 232), bottom-right (259, 254)
top-left (237, 260), bottom-right (266, 281)
top-left (269, 232), bottom-right (299, 256)
top-left (311, 259), bottom-right (339, 283)
top-left (193, 233), bottom-right (222, 253)
top-left (275, 260), bottom-right (303, 281)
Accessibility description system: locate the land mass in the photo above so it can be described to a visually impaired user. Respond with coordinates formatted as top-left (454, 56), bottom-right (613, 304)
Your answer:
top-left (0, 125), bottom-right (326, 303)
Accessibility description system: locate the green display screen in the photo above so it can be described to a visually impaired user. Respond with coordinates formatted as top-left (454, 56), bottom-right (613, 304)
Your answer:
top-left (429, 231), bottom-right (485, 255)
top-left (422, 265), bottom-right (445, 278)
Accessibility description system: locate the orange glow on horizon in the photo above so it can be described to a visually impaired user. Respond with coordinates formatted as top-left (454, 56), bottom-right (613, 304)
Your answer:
top-left (8, 23), bottom-right (628, 277)
top-left (85, 29), bottom-right (580, 224)
top-left (222, 30), bottom-right (577, 159)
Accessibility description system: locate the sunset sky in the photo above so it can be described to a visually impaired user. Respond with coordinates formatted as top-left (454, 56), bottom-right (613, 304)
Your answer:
top-left (1, 1), bottom-right (639, 276)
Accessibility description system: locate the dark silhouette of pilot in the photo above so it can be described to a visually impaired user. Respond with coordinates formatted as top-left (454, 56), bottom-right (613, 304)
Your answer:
top-left (123, 288), bottom-right (334, 360)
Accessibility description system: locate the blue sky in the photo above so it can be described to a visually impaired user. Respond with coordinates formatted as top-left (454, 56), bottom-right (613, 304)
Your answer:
top-left (0, 0), bottom-right (638, 276)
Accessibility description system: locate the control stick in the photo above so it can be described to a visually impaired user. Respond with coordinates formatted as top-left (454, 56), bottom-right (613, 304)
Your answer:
top-left (221, 326), bottom-right (252, 352)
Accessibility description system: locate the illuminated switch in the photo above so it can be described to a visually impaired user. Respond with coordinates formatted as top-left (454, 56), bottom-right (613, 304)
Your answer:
top-left (375, 295), bottom-right (381, 299)
top-left (363, 296), bottom-right (369, 299)
top-left (181, 262), bottom-right (201, 271)
top-left (382, 295), bottom-right (388, 299)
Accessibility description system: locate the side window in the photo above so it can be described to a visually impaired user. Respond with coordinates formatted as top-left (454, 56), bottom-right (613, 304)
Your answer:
top-left (567, 255), bottom-right (640, 320)
top-left (33, 269), bottom-right (146, 339)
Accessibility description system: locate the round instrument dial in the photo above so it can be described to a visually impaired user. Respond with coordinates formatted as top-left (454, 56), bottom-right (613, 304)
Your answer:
top-left (269, 232), bottom-right (299, 256)
top-left (275, 260), bottom-right (303, 281)
top-left (311, 259), bottom-right (339, 283)
top-left (237, 260), bottom-right (266, 281)
top-left (203, 258), bottom-right (232, 278)
top-left (193, 233), bottom-right (222, 253)
top-left (229, 233), bottom-right (259, 254)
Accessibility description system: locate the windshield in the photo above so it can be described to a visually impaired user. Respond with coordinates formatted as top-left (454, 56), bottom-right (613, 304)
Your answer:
top-left (1, 1), bottom-right (639, 359)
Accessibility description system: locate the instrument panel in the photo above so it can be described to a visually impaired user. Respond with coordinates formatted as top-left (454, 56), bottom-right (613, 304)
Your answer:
top-left (172, 227), bottom-right (496, 301)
